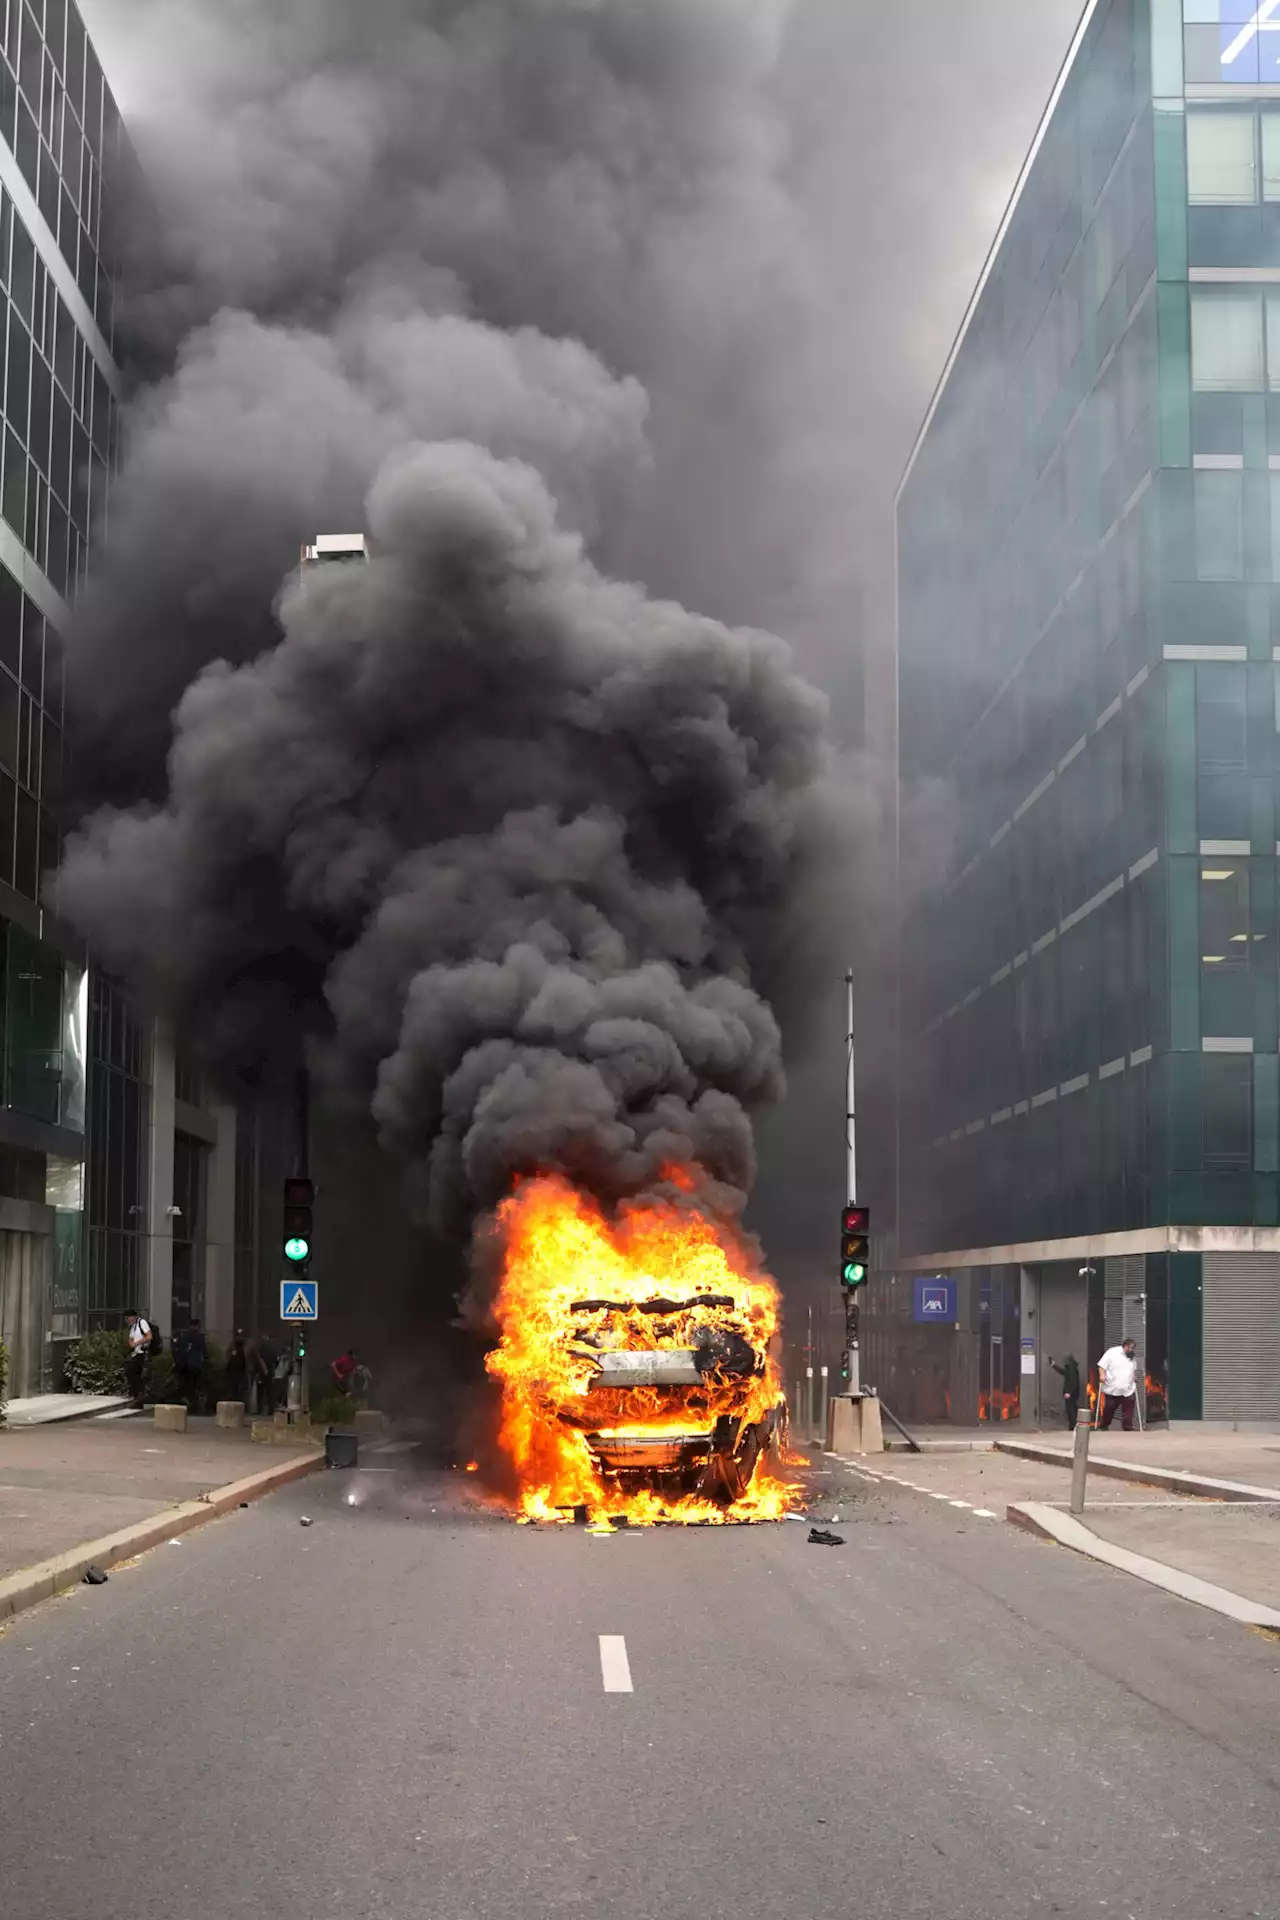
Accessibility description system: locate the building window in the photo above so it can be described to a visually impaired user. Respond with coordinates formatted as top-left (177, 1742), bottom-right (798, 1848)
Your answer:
top-left (171, 1130), bottom-right (206, 1331)
top-left (1195, 470), bottom-right (1244, 579)
top-left (1187, 109), bottom-right (1257, 204)
top-left (1200, 863), bottom-right (1250, 970)
top-left (1202, 1054), bottom-right (1252, 1173)
top-left (1262, 113), bottom-right (1280, 199)
top-left (1191, 293), bottom-right (1265, 391)
top-left (1197, 663), bottom-right (1247, 767)
top-left (86, 972), bottom-right (146, 1329)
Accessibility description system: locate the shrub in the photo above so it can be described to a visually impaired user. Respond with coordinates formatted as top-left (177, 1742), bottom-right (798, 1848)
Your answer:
top-left (0, 1336), bottom-right (8, 1427)
top-left (308, 1388), bottom-right (365, 1428)
top-left (67, 1327), bottom-right (128, 1395)
top-left (143, 1352), bottom-right (178, 1405)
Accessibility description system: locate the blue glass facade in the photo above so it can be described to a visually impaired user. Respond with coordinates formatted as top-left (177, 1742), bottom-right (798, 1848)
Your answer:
top-left (892, 0), bottom-right (1280, 1422)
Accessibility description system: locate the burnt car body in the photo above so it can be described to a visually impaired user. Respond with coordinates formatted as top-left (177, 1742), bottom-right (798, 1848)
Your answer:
top-left (560, 1293), bottom-right (787, 1505)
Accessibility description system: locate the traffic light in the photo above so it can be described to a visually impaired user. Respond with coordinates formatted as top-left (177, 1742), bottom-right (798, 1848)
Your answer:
top-left (283, 1176), bottom-right (314, 1266)
top-left (841, 1203), bottom-right (870, 1289)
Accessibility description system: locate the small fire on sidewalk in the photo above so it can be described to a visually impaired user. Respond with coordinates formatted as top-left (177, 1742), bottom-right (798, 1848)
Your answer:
top-left (484, 1173), bottom-right (796, 1526)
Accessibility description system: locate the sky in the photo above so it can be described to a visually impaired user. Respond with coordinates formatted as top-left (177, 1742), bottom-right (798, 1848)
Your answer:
top-left (71, 0), bottom-right (1087, 1301)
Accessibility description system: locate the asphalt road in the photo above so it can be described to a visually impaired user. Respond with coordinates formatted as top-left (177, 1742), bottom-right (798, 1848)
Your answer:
top-left (1, 1451), bottom-right (1277, 1920)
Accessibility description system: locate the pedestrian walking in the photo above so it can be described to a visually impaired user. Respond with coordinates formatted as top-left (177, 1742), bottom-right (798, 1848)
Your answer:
top-left (173, 1318), bottom-right (207, 1412)
top-left (332, 1347), bottom-right (358, 1397)
top-left (243, 1331), bottom-right (273, 1415)
top-left (1097, 1337), bottom-right (1139, 1432)
top-left (272, 1344), bottom-right (291, 1412)
top-left (124, 1309), bottom-right (153, 1409)
top-left (226, 1329), bottom-right (249, 1407)
top-left (1048, 1352), bottom-right (1082, 1430)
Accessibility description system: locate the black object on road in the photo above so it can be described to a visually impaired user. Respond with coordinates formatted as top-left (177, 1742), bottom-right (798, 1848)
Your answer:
top-left (808, 1528), bottom-right (845, 1547)
top-left (325, 1430), bottom-right (359, 1470)
top-left (82, 1565), bottom-right (108, 1585)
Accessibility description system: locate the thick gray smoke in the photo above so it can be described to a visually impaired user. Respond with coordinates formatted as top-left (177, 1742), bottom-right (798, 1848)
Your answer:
top-left (60, 441), bottom-right (829, 1252)
top-left (60, 0), bottom-right (857, 1296)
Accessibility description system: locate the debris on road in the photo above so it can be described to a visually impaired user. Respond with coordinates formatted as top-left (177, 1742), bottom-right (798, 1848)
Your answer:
top-left (300, 1516), bottom-right (314, 1527)
top-left (808, 1528), bottom-right (845, 1547)
top-left (82, 1565), bottom-right (108, 1585)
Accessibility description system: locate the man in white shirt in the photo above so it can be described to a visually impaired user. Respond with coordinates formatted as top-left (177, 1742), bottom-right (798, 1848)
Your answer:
top-left (125, 1309), bottom-right (153, 1410)
top-left (1097, 1337), bottom-right (1139, 1432)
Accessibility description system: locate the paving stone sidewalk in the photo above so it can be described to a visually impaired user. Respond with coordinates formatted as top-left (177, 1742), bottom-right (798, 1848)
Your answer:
top-left (0, 1416), bottom-right (314, 1579)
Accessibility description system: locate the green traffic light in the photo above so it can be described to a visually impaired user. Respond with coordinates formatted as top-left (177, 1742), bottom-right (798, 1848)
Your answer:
top-left (284, 1236), bottom-right (310, 1263)
top-left (842, 1261), bottom-right (866, 1286)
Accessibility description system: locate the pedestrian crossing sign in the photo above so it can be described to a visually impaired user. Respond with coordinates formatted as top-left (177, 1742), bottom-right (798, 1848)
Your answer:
top-left (280, 1279), bottom-right (318, 1321)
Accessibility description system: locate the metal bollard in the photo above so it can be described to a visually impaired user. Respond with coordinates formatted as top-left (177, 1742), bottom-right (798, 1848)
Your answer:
top-left (1070, 1406), bottom-right (1092, 1515)
top-left (818, 1365), bottom-right (830, 1445)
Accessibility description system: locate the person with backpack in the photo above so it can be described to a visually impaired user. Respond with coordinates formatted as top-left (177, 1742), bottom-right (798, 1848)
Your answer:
top-left (174, 1318), bottom-right (207, 1412)
top-left (125, 1309), bottom-right (153, 1410)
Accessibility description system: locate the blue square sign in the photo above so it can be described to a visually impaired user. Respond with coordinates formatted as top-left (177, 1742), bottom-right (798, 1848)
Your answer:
top-left (913, 1277), bottom-right (956, 1324)
top-left (280, 1279), bottom-right (318, 1321)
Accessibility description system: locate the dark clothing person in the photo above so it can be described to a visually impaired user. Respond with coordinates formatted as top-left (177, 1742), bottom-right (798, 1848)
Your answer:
top-left (226, 1333), bottom-right (248, 1407)
top-left (1050, 1354), bottom-right (1082, 1430)
top-left (244, 1335), bottom-right (271, 1415)
top-left (174, 1321), bottom-right (207, 1411)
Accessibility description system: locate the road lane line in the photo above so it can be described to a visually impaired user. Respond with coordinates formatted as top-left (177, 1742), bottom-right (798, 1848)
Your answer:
top-left (599, 1635), bottom-right (633, 1693)
top-left (950, 1500), bottom-right (971, 1509)
top-left (974, 1508), bottom-right (997, 1518)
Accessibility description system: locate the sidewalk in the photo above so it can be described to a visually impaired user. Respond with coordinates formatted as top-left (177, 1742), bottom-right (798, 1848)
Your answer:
top-left (0, 1415), bottom-right (317, 1580)
top-left (1079, 1502), bottom-right (1280, 1614)
top-left (5, 1393), bottom-right (132, 1426)
top-left (997, 1425), bottom-right (1280, 1494)
top-left (831, 1431), bottom-right (1280, 1626)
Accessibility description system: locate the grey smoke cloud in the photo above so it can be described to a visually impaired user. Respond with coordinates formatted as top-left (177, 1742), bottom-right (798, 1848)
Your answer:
top-left (59, 442), bottom-right (827, 1273)
top-left (66, 0), bottom-right (1085, 1295)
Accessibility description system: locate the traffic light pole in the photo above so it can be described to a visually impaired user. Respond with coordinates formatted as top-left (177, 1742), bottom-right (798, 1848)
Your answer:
top-left (844, 967), bottom-right (860, 1397)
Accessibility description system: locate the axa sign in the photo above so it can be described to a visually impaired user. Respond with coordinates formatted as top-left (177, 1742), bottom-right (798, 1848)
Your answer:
top-left (1220, 4), bottom-right (1280, 82)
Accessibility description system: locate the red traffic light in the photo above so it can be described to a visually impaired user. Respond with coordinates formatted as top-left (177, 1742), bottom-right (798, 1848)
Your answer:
top-left (284, 1177), bottom-right (314, 1207)
top-left (842, 1205), bottom-right (868, 1234)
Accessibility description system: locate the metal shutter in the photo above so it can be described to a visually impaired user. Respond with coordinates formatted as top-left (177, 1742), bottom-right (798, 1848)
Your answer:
top-left (1105, 1254), bottom-right (1148, 1414)
top-left (1202, 1252), bottom-right (1280, 1421)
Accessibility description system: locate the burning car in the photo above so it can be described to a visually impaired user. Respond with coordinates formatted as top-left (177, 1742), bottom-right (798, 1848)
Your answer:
top-left (561, 1291), bottom-right (787, 1506)
top-left (486, 1173), bottom-right (795, 1524)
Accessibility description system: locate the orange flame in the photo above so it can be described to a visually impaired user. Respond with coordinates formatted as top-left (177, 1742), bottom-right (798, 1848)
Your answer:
top-left (978, 1388), bottom-right (1019, 1423)
top-left (485, 1174), bottom-right (797, 1525)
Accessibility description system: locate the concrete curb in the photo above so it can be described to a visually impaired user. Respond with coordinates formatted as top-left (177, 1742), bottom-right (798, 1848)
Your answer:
top-left (1006, 1500), bottom-right (1280, 1633)
top-left (0, 1449), bottom-right (324, 1626)
top-left (995, 1437), bottom-right (1280, 1504)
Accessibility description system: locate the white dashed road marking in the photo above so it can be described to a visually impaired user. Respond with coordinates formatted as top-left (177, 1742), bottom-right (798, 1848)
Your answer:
top-left (599, 1636), bottom-right (633, 1693)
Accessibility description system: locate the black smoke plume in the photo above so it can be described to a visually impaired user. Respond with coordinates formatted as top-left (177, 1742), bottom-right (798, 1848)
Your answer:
top-left (59, 0), bottom-right (854, 1307)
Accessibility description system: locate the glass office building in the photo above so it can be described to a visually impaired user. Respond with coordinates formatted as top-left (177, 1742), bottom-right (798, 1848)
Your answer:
top-left (892, 0), bottom-right (1280, 1424)
top-left (0, 1), bottom-right (287, 1397)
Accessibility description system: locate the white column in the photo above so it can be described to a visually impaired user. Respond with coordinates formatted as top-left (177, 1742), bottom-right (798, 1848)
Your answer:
top-left (146, 1016), bottom-right (175, 1332)
top-left (205, 1100), bottom-right (237, 1346)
